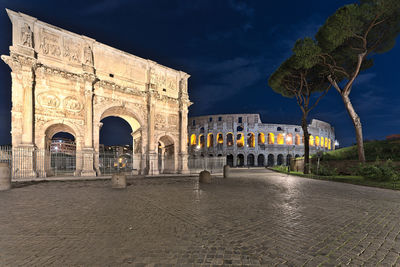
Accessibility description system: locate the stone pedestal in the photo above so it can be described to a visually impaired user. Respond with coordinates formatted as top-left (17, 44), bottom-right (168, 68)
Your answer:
top-left (0, 163), bottom-right (11, 190)
top-left (147, 152), bottom-right (159, 175)
top-left (112, 173), bottom-right (126, 189)
top-left (81, 149), bottom-right (96, 177)
top-left (199, 170), bottom-right (211, 184)
top-left (178, 152), bottom-right (190, 174)
top-left (12, 145), bottom-right (37, 179)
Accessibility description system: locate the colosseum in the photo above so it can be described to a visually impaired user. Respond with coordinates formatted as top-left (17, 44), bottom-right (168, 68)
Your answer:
top-left (188, 114), bottom-right (336, 167)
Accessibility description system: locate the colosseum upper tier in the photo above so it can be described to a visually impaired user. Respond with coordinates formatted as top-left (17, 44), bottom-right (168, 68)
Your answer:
top-left (188, 114), bottom-right (336, 167)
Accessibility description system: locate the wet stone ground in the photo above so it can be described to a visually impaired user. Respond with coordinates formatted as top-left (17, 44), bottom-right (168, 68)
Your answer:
top-left (0, 169), bottom-right (399, 266)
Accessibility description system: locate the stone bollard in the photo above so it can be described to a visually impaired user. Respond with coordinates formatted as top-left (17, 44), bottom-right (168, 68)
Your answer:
top-left (112, 173), bottom-right (127, 189)
top-left (223, 165), bottom-right (230, 178)
top-left (199, 170), bottom-right (211, 184)
top-left (0, 163), bottom-right (11, 191)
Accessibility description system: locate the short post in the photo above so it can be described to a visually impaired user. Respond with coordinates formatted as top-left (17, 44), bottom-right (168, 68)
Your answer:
top-left (0, 163), bottom-right (11, 191)
top-left (223, 165), bottom-right (230, 178)
top-left (199, 170), bottom-right (211, 184)
top-left (112, 173), bottom-right (126, 189)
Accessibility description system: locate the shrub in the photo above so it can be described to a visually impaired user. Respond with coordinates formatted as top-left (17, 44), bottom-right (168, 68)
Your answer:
top-left (311, 164), bottom-right (338, 176)
top-left (356, 160), bottom-right (399, 182)
top-left (274, 165), bottom-right (289, 172)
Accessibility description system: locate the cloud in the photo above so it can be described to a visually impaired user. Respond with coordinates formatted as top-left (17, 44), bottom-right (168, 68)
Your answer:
top-left (228, 0), bottom-right (254, 17)
top-left (191, 57), bottom-right (263, 112)
top-left (353, 73), bottom-right (377, 86)
top-left (208, 57), bottom-right (251, 72)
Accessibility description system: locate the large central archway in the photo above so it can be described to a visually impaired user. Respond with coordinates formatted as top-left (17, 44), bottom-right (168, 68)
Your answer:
top-left (95, 106), bottom-right (143, 175)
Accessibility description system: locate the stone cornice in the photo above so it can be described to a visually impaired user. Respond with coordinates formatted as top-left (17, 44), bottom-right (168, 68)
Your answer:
top-left (1, 52), bottom-right (37, 72)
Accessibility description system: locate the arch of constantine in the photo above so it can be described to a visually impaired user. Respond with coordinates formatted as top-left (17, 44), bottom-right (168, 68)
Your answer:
top-left (1, 9), bottom-right (191, 178)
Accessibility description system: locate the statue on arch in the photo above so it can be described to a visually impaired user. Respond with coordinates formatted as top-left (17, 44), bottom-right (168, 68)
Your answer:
top-left (84, 44), bottom-right (93, 65)
top-left (21, 23), bottom-right (33, 48)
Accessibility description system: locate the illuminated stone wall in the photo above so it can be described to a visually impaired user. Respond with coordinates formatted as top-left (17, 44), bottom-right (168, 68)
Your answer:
top-left (188, 114), bottom-right (336, 166)
top-left (2, 9), bottom-right (191, 178)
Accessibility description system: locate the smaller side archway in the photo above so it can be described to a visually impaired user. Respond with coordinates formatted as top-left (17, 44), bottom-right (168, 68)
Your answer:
top-left (247, 154), bottom-right (255, 166)
top-left (286, 133), bottom-right (293, 145)
top-left (41, 122), bottom-right (81, 177)
top-left (247, 133), bottom-right (255, 147)
top-left (190, 134), bottom-right (196, 146)
top-left (199, 134), bottom-right (205, 148)
top-left (277, 154), bottom-right (284, 165)
top-left (257, 154), bottom-right (265, 166)
top-left (277, 134), bottom-right (284, 145)
top-left (267, 154), bottom-right (274, 166)
top-left (268, 133), bottom-right (275, 144)
top-left (295, 134), bottom-right (301, 145)
top-left (258, 132), bottom-right (265, 145)
top-left (236, 133), bottom-right (244, 148)
top-left (286, 154), bottom-right (292, 166)
top-left (207, 133), bottom-right (214, 148)
top-left (226, 154), bottom-right (234, 167)
top-left (226, 132), bottom-right (234, 147)
top-left (157, 135), bottom-right (176, 174)
top-left (237, 154), bottom-right (244, 167)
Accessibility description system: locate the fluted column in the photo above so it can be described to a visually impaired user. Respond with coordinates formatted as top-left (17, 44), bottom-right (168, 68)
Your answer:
top-left (147, 89), bottom-right (158, 175)
top-left (80, 74), bottom-right (97, 176)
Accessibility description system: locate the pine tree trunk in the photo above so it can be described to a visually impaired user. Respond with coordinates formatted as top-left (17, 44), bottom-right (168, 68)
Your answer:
top-left (301, 113), bottom-right (310, 174)
top-left (342, 93), bottom-right (366, 162)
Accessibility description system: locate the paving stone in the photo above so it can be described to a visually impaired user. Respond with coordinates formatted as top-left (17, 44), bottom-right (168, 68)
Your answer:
top-left (0, 169), bottom-right (399, 265)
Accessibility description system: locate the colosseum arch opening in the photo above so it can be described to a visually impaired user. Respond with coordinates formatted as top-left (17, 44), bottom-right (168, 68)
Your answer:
top-left (2, 10), bottom-right (191, 178)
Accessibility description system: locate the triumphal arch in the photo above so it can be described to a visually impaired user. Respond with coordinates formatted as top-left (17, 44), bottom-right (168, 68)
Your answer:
top-left (1, 9), bottom-right (191, 178)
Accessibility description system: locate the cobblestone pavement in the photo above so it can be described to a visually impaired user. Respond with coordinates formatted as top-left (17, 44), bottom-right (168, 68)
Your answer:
top-left (0, 169), bottom-right (400, 266)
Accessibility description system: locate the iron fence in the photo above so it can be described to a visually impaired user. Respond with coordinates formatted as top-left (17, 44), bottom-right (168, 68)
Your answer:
top-left (188, 156), bottom-right (226, 174)
top-left (0, 146), bottom-right (227, 179)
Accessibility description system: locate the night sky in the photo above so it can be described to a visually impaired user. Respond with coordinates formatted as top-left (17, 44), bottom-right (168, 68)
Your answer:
top-left (0, 0), bottom-right (399, 146)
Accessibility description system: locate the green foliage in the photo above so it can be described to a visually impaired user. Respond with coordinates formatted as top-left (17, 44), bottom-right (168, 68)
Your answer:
top-left (292, 38), bottom-right (322, 69)
top-left (311, 164), bottom-right (338, 176)
top-left (316, 4), bottom-right (363, 52)
top-left (273, 165), bottom-right (290, 172)
top-left (356, 160), bottom-right (399, 181)
top-left (316, 0), bottom-right (400, 81)
top-left (321, 139), bottom-right (400, 161)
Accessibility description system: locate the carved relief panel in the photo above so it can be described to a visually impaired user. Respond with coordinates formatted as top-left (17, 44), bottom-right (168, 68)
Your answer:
top-left (63, 38), bottom-right (81, 63)
top-left (40, 28), bottom-right (61, 57)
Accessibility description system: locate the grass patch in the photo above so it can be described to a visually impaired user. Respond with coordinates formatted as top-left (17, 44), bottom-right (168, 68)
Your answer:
top-left (270, 166), bottom-right (399, 190)
top-left (318, 139), bottom-right (400, 161)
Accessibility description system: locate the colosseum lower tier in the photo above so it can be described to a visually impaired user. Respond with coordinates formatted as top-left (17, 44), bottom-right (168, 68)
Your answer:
top-left (188, 114), bottom-right (336, 167)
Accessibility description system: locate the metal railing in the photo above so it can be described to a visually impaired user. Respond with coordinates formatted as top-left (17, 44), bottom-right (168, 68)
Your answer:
top-left (0, 146), bottom-right (227, 179)
top-left (188, 156), bottom-right (226, 174)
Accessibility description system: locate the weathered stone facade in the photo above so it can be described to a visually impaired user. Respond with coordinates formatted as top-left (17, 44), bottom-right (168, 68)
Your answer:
top-left (1, 9), bottom-right (191, 178)
top-left (188, 114), bottom-right (336, 167)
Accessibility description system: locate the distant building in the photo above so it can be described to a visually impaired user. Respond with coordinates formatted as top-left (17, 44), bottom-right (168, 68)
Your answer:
top-left (99, 144), bottom-right (133, 155)
top-left (50, 138), bottom-right (76, 155)
top-left (188, 114), bottom-right (336, 167)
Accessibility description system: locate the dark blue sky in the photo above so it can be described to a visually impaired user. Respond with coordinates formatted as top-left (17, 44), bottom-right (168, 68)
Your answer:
top-left (0, 0), bottom-right (399, 146)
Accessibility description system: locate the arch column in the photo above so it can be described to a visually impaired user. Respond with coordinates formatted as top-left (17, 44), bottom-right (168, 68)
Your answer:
top-left (178, 106), bottom-right (189, 174)
top-left (147, 89), bottom-right (158, 175)
top-left (131, 129), bottom-right (142, 174)
top-left (3, 55), bottom-right (38, 178)
top-left (93, 122), bottom-right (103, 175)
top-left (81, 75), bottom-right (97, 177)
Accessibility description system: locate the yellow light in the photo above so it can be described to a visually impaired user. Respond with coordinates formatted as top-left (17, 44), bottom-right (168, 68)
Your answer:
top-left (190, 134), bottom-right (196, 145)
top-left (277, 134), bottom-right (284, 145)
top-left (268, 133), bottom-right (275, 144)
top-left (286, 134), bottom-right (293, 145)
